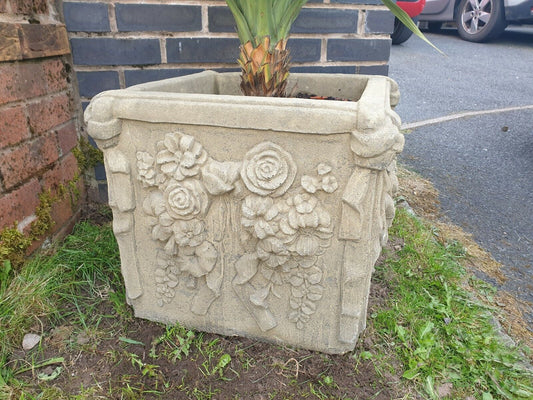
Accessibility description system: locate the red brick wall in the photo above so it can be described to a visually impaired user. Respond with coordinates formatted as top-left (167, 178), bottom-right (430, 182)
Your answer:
top-left (0, 0), bottom-right (85, 246)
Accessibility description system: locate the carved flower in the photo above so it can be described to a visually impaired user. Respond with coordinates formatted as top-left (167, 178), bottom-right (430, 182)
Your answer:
top-left (321, 175), bottom-right (338, 193)
top-left (177, 241), bottom-right (218, 278)
top-left (156, 132), bottom-right (208, 182)
top-left (164, 179), bottom-right (209, 220)
top-left (301, 175), bottom-right (319, 194)
top-left (317, 163), bottom-right (332, 175)
top-left (172, 219), bottom-right (206, 247)
top-left (241, 195), bottom-right (279, 239)
top-left (256, 237), bottom-right (289, 269)
top-left (136, 151), bottom-right (156, 187)
top-left (240, 142), bottom-right (296, 197)
top-left (280, 193), bottom-right (333, 257)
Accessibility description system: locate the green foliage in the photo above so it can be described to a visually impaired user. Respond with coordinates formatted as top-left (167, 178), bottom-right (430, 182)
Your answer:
top-left (151, 322), bottom-right (199, 362)
top-left (225, 0), bottom-right (308, 49)
top-left (72, 137), bottom-right (103, 173)
top-left (0, 228), bottom-right (31, 274)
top-left (0, 182), bottom-right (81, 276)
top-left (0, 222), bottom-right (121, 389)
top-left (374, 208), bottom-right (533, 399)
top-left (381, 0), bottom-right (443, 54)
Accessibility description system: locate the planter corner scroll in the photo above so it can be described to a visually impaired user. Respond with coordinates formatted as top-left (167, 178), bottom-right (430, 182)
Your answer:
top-left (338, 77), bottom-right (404, 344)
top-left (84, 93), bottom-right (122, 149)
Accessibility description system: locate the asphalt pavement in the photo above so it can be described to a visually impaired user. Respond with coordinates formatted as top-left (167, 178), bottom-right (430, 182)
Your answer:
top-left (388, 26), bottom-right (533, 329)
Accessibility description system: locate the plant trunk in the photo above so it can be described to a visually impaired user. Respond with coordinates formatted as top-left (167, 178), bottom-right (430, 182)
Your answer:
top-left (238, 37), bottom-right (290, 97)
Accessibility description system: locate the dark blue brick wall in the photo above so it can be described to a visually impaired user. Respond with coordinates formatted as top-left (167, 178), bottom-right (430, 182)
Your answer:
top-left (327, 39), bottom-right (391, 62)
top-left (71, 38), bottom-right (161, 66)
top-left (77, 70), bottom-right (120, 97)
top-left (287, 39), bottom-right (322, 62)
top-left (167, 38), bottom-right (240, 63)
top-left (63, 2), bottom-right (110, 32)
top-left (366, 10), bottom-right (395, 34)
top-left (292, 66), bottom-right (357, 74)
top-left (115, 4), bottom-right (202, 32)
top-left (292, 9), bottom-right (358, 34)
top-left (207, 7), bottom-right (236, 32)
top-left (209, 7), bottom-right (358, 34)
top-left (124, 68), bottom-right (203, 87)
top-left (359, 65), bottom-right (389, 75)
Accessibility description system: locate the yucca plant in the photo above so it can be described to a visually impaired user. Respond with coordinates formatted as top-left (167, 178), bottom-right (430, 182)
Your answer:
top-left (225, 0), bottom-right (438, 98)
top-left (225, 0), bottom-right (308, 97)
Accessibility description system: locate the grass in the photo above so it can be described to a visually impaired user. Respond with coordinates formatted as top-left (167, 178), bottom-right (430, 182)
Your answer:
top-left (372, 210), bottom-right (533, 399)
top-left (0, 205), bottom-right (532, 399)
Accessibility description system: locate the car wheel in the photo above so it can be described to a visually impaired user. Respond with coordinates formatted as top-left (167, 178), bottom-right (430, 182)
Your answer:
top-left (455, 0), bottom-right (507, 42)
top-left (427, 22), bottom-right (443, 32)
top-left (392, 17), bottom-right (418, 45)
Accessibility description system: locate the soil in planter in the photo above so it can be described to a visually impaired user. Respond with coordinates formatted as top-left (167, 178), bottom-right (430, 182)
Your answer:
top-left (295, 92), bottom-right (350, 101)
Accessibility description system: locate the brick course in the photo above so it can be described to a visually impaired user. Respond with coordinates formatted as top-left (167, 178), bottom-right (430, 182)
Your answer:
top-left (63, 0), bottom-right (394, 103)
top-left (0, 179), bottom-right (41, 228)
top-left (0, 1), bottom-right (85, 255)
top-left (0, 133), bottom-right (60, 190)
top-left (27, 93), bottom-right (72, 135)
top-left (0, 105), bottom-right (30, 149)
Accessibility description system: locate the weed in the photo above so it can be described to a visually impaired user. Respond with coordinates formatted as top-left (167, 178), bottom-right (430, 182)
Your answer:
top-left (151, 322), bottom-right (198, 362)
top-left (375, 208), bottom-right (533, 399)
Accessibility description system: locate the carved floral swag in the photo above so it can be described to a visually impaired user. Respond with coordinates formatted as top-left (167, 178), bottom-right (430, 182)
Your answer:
top-left (136, 132), bottom-right (339, 331)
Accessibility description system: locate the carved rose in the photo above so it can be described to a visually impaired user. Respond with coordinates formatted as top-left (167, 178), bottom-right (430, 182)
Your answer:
top-left (164, 179), bottom-right (209, 220)
top-left (156, 132), bottom-right (208, 182)
top-left (241, 142), bottom-right (296, 197)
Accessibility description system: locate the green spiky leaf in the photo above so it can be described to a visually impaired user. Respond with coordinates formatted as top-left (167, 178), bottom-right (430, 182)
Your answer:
top-left (381, 0), bottom-right (444, 54)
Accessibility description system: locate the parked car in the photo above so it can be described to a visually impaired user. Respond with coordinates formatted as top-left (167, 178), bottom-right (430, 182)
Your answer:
top-left (419, 0), bottom-right (533, 42)
top-left (392, 0), bottom-right (427, 44)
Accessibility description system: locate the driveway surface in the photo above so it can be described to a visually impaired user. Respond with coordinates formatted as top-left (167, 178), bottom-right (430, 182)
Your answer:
top-left (388, 26), bottom-right (533, 328)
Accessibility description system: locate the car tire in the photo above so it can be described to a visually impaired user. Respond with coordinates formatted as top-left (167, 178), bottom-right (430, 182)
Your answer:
top-left (392, 17), bottom-right (418, 45)
top-left (426, 22), bottom-right (443, 32)
top-left (455, 0), bottom-right (507, 42)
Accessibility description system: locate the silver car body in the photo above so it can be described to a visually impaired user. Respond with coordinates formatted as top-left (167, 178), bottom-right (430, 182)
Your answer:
top-left (421, 0), bottom-right (533, 22)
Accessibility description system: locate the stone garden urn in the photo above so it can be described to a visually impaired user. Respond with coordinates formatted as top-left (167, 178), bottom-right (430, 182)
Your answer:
top-left (85, 71), bottom-right (404, 354)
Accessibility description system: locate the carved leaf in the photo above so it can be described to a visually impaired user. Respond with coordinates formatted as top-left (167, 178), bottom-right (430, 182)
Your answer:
top-left (249, 285), bottom-right (270, 308)
top-left (206, 263), bottom-right (223, 294)
top-left (152, 224), bottom-right (171, 242)
top-left (234, 253), bottom-right (259, 285)
top-left (196, 241), bottom-right (218, 275)
top-left (202, 160), bottom-right (241, 195)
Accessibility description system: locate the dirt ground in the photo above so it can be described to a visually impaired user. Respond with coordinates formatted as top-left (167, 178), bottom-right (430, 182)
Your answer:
top-left (9, 168), bottom-right (532, 399)
top-left (12, 264), bottom-right (414, 399)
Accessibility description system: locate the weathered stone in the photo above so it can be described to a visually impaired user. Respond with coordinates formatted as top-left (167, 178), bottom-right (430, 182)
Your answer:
top-left (85, 71), bottom-right (403, 354)
top-left (22, 333), bottom-right (41, 350)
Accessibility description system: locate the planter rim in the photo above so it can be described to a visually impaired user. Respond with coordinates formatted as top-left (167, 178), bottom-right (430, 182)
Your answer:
top-left (85, 71), bottom-right (400, 139)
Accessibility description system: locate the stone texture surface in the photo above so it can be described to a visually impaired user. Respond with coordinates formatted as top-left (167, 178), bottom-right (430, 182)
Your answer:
top-left (85, 72), bottom-right (403, 353)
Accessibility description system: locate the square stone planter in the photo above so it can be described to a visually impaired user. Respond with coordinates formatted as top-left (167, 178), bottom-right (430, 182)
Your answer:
top-left (85, 71), bottom-right (404, 354)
